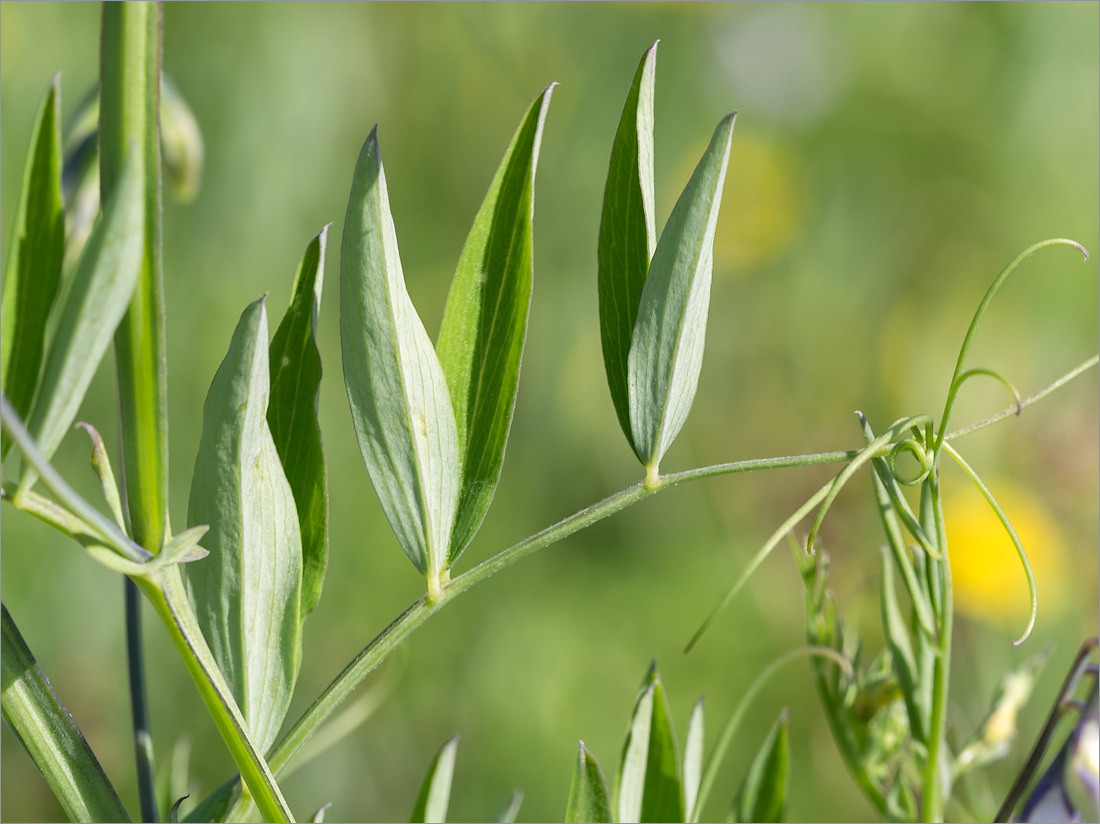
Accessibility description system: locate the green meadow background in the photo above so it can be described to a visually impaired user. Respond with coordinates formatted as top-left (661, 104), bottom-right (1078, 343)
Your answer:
top-left (2, 3), bottom-right (1097, 821)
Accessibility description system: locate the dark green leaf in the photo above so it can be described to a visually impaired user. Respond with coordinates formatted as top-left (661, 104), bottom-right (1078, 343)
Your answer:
top-left (1, 76), bottom-right (64, 463)
top-left (1, 604), bottom-right (131, 822)
top-left (410, 735), bottom-right (459, 823)
top-left (598, 42), bottom-right (657, 456)
top-left (184, 297), bottom-right (302, 754)
top-left (340, 128), bottom-right (459, 598)
top-left (731, 709), bottom-right (789, 824)
top-left (269, 226), bottom-right (329, 617)
top-left (628, 113), bottom-right (735, 478)
top-left (18, 151), bottom-right (143, 492)
top-left (436, 85), bottom-right (554, 564)
top-left (566, 743), bottom-right (613, 824)
top-left (617, 661), bottom-right (684, 823)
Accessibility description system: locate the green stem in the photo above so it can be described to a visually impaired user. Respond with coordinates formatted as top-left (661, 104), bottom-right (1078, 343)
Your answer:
top-left (126, 577), bottom-right (158, 822)
top-left (137, 567), bottom-right (295, 823)
top-left (921, 471), bottom-right (952, 822)
top-left (225, 448), bottom-right (854, 821)
top-left (101, 0), bottom-right (170, 552)
top-left (690, 646), bottom-right (851, 823)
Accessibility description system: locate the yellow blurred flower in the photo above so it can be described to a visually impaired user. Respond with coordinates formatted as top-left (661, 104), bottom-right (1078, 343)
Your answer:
top-left (945, 479), bottom-right (1068, 627)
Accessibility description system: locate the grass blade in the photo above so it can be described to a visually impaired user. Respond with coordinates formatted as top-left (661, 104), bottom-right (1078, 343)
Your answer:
top-left (617, 661), bottom-right (684, 823)
top-left (628, 113), bottom-right (735, 480)
top-left (1, 76), bottom-right (64, 462)
top-left (269, 227), bottom-right (329, 618)
top-left (1, 604), bottom-right (132, 822)
top-left (682, 697), bottom-right (704, 821)
top-left (566, 743), bottom-right (613, 824)
top-left (18, 152), bottom-right (143, 492)
top-left (184, 297), bottom-right (303, 753)
top-left (731, 709), bottom-right (790, 824)
top-left (340, 128), bottom-right (459, 598)
top-left (598, 42), bottom-right (657, 454)
top-left (410, 735), bottom-right (459, 823)
top-left (436, 84), bottom-right (554, 564)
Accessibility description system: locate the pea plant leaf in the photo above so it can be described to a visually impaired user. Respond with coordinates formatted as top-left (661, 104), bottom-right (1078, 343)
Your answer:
top-left (340, 128), bottom-right (459, 598)
top-left (1, 605), bottom-right (131, 823)
top-left (436, 84), bottom-right (554, 564)
top-left (410, 735), bottom-right (459, 824)
top-left (627, 112), bottom-right (735, 478)
top-left (269, 226), bottom-right (329, 618)
top-left (184, 297), bottom-right (303, 754)
top-left (598, 42), bottom-right (657, 455)
top-left (1, 76), bottom-right (64, 463)
top-left (18, 151), bottom-right (144, 493)
top-left (565, 742), bottom-right (613, 824)
top-left (682, 697), bottom-right (705, 821)
top-left (731, 709), bottom-right (790, 824)
top-left (617, 661), bottom-right (684, 823)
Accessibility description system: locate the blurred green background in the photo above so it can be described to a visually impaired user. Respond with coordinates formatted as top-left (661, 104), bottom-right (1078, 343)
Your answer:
top-left (2, 3), bottom-right (1097, 822)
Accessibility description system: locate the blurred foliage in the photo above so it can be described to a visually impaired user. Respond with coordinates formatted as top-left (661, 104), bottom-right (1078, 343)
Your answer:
top-left (1, 3), bottom-right (1097, 822)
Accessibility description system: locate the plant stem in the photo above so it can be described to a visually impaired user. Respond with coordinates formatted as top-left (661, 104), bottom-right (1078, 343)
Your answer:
top-left (227, 448), bottom-right (855, 820)
top-left (101, 0), bottom-right (170, 554)
top-left (126, 578), bottom-right (158, 822)
top-left (138, 567), bottom-right (295, 823)
top-left (922, 471), bottom-right (952, 822)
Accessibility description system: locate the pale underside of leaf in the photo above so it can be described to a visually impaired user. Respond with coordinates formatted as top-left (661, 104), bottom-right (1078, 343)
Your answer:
top-left (683, 696), bottom-right (704, 820)
top-left (628, 113), bottom-right (735, 473)
top-left (19, 151), bottom-right (144, 491)
top-left (341, 128), bottom-right (459, 586)
top-left (185, 298), bottom-right (302, 754)
top-left (436, 84), bottom-right (555, 564)
top-left (410, 735), bottom-right (459, 823)
top-left (617, 664), bottom-right (684, 823)
top-left (598, 42), bottom-right (657, 457)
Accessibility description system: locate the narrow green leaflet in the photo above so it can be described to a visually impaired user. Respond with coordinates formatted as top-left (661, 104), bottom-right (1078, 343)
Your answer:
top-left (1, 604), bottom-right (131, 823)
top-left (566, 743), bottom-right (613, 824)
top-left (683, 697), bottom-right (705, 820)
top-left (269, 227), bottom-right (329, 617)
top-left (341, 128), bottom-right (459, 597)
top-left (184, 297), bottom-right (303, 754)
top-left (410, 735), bottom-right (459, 823)
top-left (18, 152), bottom-right (143, 492)
top-left (598, 42), bottom-right (657, 453)
top-left (436, 85), bottom-right (554, 563)
top-left (492, 790), bottom-right (523, 824)
top-left (879, 547), bottom-right (927, 745)
top-left (1, 76), bottom-right (64, 462)
top-left (628, 113), bottom-right (735, 479)
top-left (731, 709), bottom-right (789, 824)
top-left (617, 663), bottom-right (684, 823)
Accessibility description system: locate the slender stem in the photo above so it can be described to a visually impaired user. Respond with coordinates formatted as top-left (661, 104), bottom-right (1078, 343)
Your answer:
top-left (0, 395), bottom-right (149, 563)
top-left (227, 449), bottom-right (856, 821)
top-left (944, 354), bottom-right (1098, 442)
top-left (125, 578), bottom-right (158, 822)
top-left (922, 471), bottom-right (952, 822)
top-left (138, 568), bottom-right (295, 823)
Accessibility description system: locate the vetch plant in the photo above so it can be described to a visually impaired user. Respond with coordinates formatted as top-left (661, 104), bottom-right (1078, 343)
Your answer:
top-left (1, 7), bottom-right (1097, 824)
